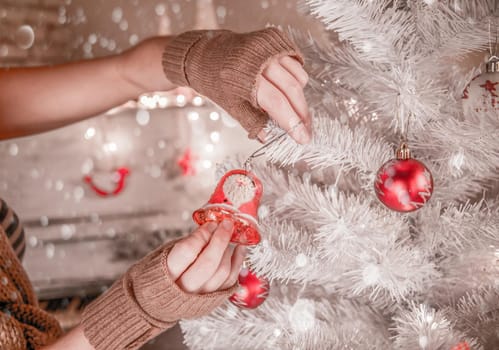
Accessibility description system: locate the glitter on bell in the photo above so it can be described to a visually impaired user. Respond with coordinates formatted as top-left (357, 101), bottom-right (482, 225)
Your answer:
top-left (192, 169), bottom-right (263, 245)
top-left (229, 267), bottom-right (269, 309)
top-left (374, 143), bottom-right (433, 212)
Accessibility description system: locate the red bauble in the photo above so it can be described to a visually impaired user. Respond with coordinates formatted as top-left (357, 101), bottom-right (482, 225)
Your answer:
top-left (374, 144), bottom-right (433, 212)
top-left (450, 342), bottom-right (470, 350)
top-left (230, 267), bottom-right (269, 309)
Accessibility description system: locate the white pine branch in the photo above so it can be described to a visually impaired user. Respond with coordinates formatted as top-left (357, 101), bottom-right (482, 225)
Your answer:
top-left (391, 303), bottom-right (482, 350)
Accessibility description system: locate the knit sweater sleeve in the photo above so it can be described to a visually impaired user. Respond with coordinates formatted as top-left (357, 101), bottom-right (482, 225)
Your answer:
top-left (81, 239), bottom-right (238, 350)
top-left (0, 200), bottom-right (63, 350)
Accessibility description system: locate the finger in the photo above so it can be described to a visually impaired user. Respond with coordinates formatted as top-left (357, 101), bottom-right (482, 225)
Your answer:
top-left (220, 245), bottom-right (246, 290)
top-left (257, 77), bottom-right (310, 144)
top-left (263, 62), bottom-right (311, 130)
top-left (177, 220), bottom-right (234, 293)
top-left (257, 129), bottom-right (268, 143)
top-left (166, 222), bottom-right (217, 280)
top-left (279, 56), bottom-right (309, 87)
top-left (198, 245), bottom-right (234, 293)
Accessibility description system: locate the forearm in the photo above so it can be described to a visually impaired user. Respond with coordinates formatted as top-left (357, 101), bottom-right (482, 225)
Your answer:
top-left (41, 325), bottom-right (94, 350)
top-left (0, 36), bottom-right (175, 140)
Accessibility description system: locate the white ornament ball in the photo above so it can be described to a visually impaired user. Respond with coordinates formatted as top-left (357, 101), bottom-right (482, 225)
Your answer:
top-left (462, 69), bottom-right (499, 113)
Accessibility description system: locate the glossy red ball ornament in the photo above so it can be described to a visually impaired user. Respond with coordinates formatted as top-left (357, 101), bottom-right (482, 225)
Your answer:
top-left (374, 143), bottom-right (433, 212)
top-left (229, 267), bottom-right (269, 309)
top-left (450, 342), bottom-right (470, 350)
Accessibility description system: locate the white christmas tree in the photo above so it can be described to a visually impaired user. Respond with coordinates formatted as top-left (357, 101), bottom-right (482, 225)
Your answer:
top-left (181, 1), bottom-right (499, 349)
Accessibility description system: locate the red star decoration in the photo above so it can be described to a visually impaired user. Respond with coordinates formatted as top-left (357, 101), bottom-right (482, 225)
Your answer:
top-left (480, 80), bottom-right (498, 97)
top-left (177, 149), bottom-right (197, 176)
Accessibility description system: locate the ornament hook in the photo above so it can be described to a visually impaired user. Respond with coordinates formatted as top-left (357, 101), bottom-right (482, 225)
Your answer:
top-left (243, 120), bottom-right (305, 171)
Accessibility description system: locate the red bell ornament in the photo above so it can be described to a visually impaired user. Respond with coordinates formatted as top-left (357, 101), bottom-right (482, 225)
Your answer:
top-left (193, 169), bottom-right (263, 245)
top-left (229, 267), bottom-right (269, 309)
top-left (374, 143), bottom-right (433, 212)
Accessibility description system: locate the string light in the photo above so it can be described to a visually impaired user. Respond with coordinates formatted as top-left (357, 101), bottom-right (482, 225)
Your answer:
top-left (176, 94), bottom-right (187, 106)
top-left (188, 111), bottom-right (200, 121)
top-left (192, 96), bottom-right (204, 106)
top-left (210, 131), bottom-right (220, 143)
top-left (209, 111), bottom-right (220, 121)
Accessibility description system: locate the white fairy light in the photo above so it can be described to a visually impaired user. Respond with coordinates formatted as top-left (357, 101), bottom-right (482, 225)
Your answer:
top-left (289, 299), bottom-right (316, 332)
top-left (158, 96), bottom-right (168, 108)
top-left (209, 111), bottom-right (220, 121)
top-left (176, 94), bottom-right (186, 106)
top-left (8, 143), bottom-right (18, 156)
top-left (202, 160), bottom-right (213, 169)
top-left (111, 7), bottom-right (123, 23)
top-left (192, 96), bottom-right (203, 106)
top-left (210, 131), bottom-right (220, 143)
top-left (136, 109), bottom-right (150, 126)
top-left (103, 142), bottom-right (117, 153)
top-left (188, 111), bottom-right (200, 121)
top-left (84, 127), bottom-right (96, 140)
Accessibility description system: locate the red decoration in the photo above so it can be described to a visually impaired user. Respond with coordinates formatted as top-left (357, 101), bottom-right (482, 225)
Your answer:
top-left (450, 342), bottom-right (470, 350)
top-left (230, 267), bottom-right (269, 309)
top-left (462, 67), bottom-right (499, 112)
top-left (480, 80), bottom-right (498, 97)
top-left (84, 167), bottom-right (130, 197)
top-left (177, 149), bottom-right (197, 176)
top-left (193, 169), bottom-right (263, 245)
top-left (374, 144), bottom-right (433, 212)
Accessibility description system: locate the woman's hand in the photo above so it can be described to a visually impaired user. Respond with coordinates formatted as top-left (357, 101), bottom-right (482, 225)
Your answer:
top-left (256, 55), bottom-right (311, 144)
top-left (166, 220), bottom-right (246, 293)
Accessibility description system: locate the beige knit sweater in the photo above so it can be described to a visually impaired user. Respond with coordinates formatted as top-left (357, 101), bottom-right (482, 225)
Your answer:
top-left (0, 202), bottom-right (62, 350)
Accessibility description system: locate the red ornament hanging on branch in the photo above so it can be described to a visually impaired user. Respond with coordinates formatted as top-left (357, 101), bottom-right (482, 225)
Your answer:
top-left (374, 143), bottom-right (433, 212)
top-left (84, 167), bottom-right (130, 197)
top-left (193, 169), bottom-right (263, 245)
top-left (229, 266), bottom-right (269, 309)
top-left (450, 342), bottom-right (470, 350)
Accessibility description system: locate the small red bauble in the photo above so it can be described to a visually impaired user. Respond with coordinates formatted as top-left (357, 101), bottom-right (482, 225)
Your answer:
top-left (450, 342), bottom-right (470, 350)
top-left (374, 143), bottom-right (433, 212)
top-left (230, 267), bottom-right (269, 309)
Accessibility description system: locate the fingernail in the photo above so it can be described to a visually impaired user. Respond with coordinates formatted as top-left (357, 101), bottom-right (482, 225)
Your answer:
top-left (294, 125), bottom-right (311, 144)
top-left (221, 219), bottom-right (234, 230)
top-left (206, 221), bottom-right (218, 232)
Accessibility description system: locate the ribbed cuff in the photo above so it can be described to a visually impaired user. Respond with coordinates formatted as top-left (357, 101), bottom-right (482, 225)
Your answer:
top-left (162, 30), bottom-right (211, 87)
top-left (81, 276), bottom-right (172, 350)
top-left (220, 27), bottom-right (304, 107)
top-left (131, 241), bottom-right (238, 322)
top-left (82, 239), bottom-right (238, 350)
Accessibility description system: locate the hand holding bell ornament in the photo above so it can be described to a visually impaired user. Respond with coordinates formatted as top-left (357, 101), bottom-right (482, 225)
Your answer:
top-left (374, 143), bottom-right (433, 212)
top-left (193, 169), bottom-right (263, 245)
